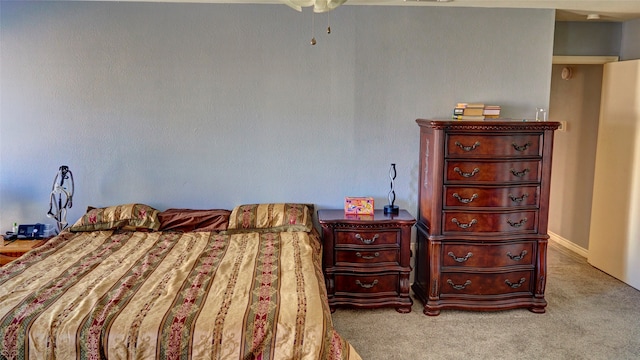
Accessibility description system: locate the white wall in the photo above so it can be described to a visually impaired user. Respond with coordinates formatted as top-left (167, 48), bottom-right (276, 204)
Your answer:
top-left (0, 1), bottom-right (555, 230)
top-left (588, 59), bottom-right (640, 290)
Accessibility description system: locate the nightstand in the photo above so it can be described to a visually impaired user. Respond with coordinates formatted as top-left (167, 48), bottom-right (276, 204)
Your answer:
top-left (318, 209), bottom-right (416, 313)
top-left (0, 237), bottom-right (48, 266)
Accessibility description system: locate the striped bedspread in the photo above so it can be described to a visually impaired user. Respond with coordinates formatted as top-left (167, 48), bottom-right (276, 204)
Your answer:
top-left (0, 230), bottom-right (361, 360)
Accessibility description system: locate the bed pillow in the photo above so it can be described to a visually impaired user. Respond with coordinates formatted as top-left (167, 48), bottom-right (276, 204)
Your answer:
top-left (226, 203), bottom-right (314, 233)
top-left (158, 208), bottom-right (231, 232)
top-left (69, 203), bottom-right (161, 232)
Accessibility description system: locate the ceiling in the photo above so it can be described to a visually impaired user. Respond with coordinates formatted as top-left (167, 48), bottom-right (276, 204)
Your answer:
top-left (70, 0), bottom-right (640, 22)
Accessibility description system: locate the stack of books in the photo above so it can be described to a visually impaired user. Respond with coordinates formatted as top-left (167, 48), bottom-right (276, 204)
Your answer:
top-left (452, 103), bottom-right (501, 120)
top-left (483, 105), bottom-right (501, 119)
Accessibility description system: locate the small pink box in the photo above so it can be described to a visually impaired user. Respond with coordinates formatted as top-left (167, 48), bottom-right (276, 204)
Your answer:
top-left (344, 197), bottom-right (374, 215)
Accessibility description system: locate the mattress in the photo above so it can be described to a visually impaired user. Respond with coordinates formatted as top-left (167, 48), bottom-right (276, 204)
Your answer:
top-left (0, 203), bottom-right (361, 360)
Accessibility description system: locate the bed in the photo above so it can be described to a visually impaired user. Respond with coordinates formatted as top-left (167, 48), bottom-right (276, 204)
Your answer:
top-left (0, 203), bottom-right (361, 360)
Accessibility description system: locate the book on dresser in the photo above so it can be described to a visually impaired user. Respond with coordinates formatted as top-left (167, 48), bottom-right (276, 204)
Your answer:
top-left (453, 103), bottom-right (501, 120)
top-left (411, 119), bottom-right (560, 316)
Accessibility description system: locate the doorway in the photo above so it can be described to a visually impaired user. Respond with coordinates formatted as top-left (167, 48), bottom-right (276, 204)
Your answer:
top-left (547, 56), bottom-right (616, 256)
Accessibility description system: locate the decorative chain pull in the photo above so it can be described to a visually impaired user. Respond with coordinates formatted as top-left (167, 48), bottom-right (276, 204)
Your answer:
top-left (505, 278), bottom-right (526, 289)
top-left (454, 167), bottom-right (480, 178)
top-left (451, 218), bottom-right (477, 229)
top-left (355, 279), bottom-right (378, 289)
top-left (356, 252), bottom-right (380, 260)
top-left (447, 279), bottom-right (472, 290)
top-left (509, 193), bottom-right (529, 203)
top-left (355, 233), bottom-right (379, 244)
top-left (510, 168), bottom-right (530, 178)
top-left (453, 193), bottom-right (478, 204)
top-left (507, 250), bottom-right (528, 261)
top-left (448, 251), bottom-right (473, 263)
top-left (455, 141), bottom-right (481, 152)
top-left (507, 218), bottom-right (528, 228)
top-left (512, 142), bottom-right (531, 151)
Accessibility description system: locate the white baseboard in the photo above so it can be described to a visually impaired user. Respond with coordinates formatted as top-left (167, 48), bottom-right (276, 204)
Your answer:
top-left (548, 231), bottom-right (588, 258)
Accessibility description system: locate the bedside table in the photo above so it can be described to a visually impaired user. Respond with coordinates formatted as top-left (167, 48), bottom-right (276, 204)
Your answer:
top-left (0, 237), bottom-right (48, 266)
top-left (318, 209), bottom-right (416, 313)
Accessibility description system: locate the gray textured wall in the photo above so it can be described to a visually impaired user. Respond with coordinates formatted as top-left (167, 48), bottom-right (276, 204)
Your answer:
top-left (622, 18), bottom-right (640, 60)
top-left (553, 21), bottom-right (622, 56)
top-left (0, 1), bottom-right (555, 228)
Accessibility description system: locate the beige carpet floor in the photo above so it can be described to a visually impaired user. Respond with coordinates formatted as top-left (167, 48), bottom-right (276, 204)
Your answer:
top-left (331, 242), bottom-right (640, 360)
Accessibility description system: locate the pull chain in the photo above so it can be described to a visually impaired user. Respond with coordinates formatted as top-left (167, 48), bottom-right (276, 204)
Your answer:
top-left (310, 9), bottom-right (335, 45)
top-left (310, 10), bottom-right (316, 45)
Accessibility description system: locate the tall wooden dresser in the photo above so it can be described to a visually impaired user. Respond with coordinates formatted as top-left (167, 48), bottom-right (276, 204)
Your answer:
top-left (412, 119), bottom-right (559, 316)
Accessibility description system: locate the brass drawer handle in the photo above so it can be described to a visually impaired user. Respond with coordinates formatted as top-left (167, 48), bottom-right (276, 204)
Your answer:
top-left (507, 250), bottom-right (528, 261)
top-left (451, 218), bottom-right (477, 229)
top-left (447, 279), bottom-right (471, 290)
top-left (448, 251), bottom-right (473, 263)
top-left (505, 278), bottom-right (526, 289)
top-left (355, 279), bottom-right (378, 289)
top-left (509, 193), bottom-right (529, 203)
top-left (512, 142), bottom-right (532, 151)
top-left (356, 252), bottom-right (380, 260)
top-left (507, 218), bottom-right (527, 228)
top-left (510, 168), bottom-right (530, 178)
top-left (454, 167), bottom-right (480, 178)
top-left (355, 233), bottom-right (379, 244)
top-left (453, 193), bottom-right (478, 204)
top-left (455, 141), bottom-right (480, 152)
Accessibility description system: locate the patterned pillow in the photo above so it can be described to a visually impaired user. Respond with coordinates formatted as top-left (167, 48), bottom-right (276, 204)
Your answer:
top-left (69, 203), bottom-right (161, 232)
top-left (226, 203), bottom-right (314, 233)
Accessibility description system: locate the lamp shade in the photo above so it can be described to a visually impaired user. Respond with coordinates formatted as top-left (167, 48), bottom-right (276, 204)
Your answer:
top-left (283, 0), bottom-right (347, 13)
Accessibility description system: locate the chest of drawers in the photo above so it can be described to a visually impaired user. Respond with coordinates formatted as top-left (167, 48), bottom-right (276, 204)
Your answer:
top-left (318, 209), bottom-right (416, 313)
top-left (412, 119), bottom-right (559, 316)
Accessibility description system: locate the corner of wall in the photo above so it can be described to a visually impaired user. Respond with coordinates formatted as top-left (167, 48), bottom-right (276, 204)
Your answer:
top-left (549, 231), bottom-right (589, 258)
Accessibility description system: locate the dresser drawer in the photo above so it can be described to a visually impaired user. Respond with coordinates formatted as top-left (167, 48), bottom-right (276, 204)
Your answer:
top-left (442, 242), bottom-right (535, 268)
top-left (335, 229), bottom-right (399, 246)
top-left (444, 185), bottom-right (540, 209)
top-left (334, 273), bottom-right (399, 295)
top-left (446, 134), bottom-right (541, 157)
top-left (335, 248), bottom-right (399, 266)
top-left (440, 270), bottom-right (534, 296)
top-left (445, 160), bottom-right (541, 183)
top-left (443, 210), bottom-right (537, 234)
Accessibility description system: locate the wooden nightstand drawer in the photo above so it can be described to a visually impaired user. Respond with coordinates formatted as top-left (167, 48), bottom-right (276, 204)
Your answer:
top-left (440, 271), bottom-right (534, 296)
top-left (334, 273), bottom-right (399, 295)
top-left (442, 242), bottom-right (535, 268)
top-left (335, 248), bottom-right (399, 266)
top-left (335, 229), bottom-right (399, 247)
top-left (446, 134), bottom-right (542, 157)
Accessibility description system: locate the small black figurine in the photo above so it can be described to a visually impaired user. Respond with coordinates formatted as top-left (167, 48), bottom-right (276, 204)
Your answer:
top-left (384, 163), bottom-right (399, 215)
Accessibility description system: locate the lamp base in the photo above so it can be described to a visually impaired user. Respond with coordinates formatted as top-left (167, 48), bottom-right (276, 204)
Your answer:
top-left (384, 205), bottom-right (399, 215)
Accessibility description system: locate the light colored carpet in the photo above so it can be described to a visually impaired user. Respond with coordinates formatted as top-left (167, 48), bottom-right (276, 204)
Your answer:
top-left (331, 242), bottom-right (640, 360)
